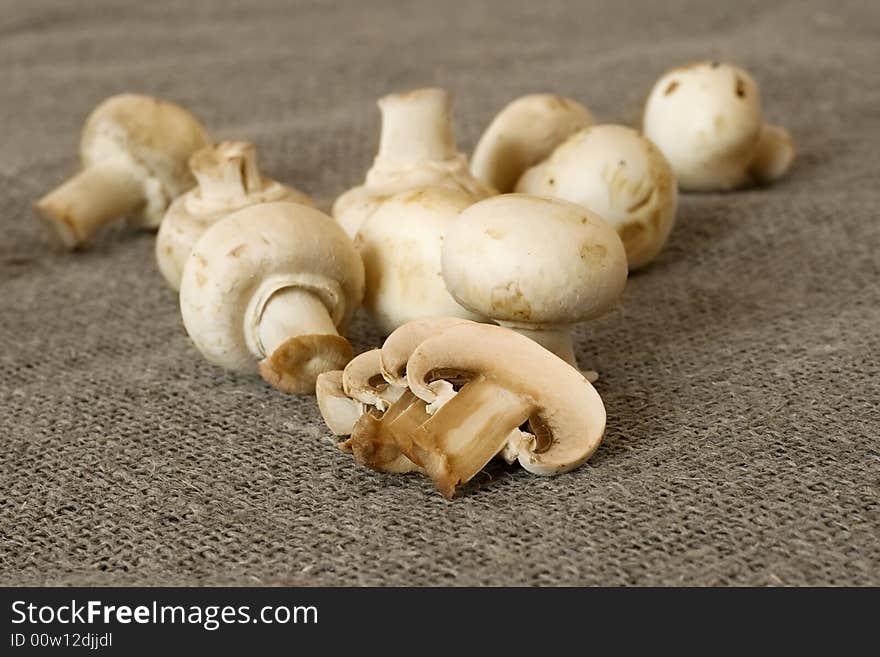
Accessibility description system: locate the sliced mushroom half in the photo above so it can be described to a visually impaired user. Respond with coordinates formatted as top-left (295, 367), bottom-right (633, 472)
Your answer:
top-left (403, 322), bottom-right (606, 497)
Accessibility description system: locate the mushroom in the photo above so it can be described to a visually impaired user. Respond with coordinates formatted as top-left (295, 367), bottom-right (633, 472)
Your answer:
top-left (355, 186), bottom-right (486, 334)
top-left (642, 61), bottom-right (795, 191)
top-left (332, 87), bottom-right (493, 240)
top-left (400, 322), bottom-right (606, 498)
top-left (471, 93), bottom-right (595, 193)
top-left (441, 194), bottom-right (627, 369)
top-left (179, 201), bottom-right (364, 394)
top-left (316, 318), bottom-right (553, 487)
top-left (156, 141), bottom-right (313, 291)
top-left (35, 93), bottom-right (210, 249)
top-left (317, 318), bottom-right (473, 471)
top-left (515, 125), bottom-right (677, 270)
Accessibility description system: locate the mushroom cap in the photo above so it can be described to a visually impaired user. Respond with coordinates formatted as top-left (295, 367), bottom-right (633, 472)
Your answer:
top-left (80, 94), bottom-right (211, 226)
top-left (642, 61), bottom-right (762, 191)
top-left (516, 125), bottom-right (678, 271)
top-left (441, 194), bottom-right (627, 328)
top-left (355, 186), bottom-right (484, 335)
top-left (472, 93), bottom-right (595, 193)
top-left (156, 142), bottom-right (314, 291)
top-left (405, 322), bottom-right (606, 475)
top-left (179, 201), bottom-right (364, 373)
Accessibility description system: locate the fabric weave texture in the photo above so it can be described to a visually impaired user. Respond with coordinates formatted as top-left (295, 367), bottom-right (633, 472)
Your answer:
top-left (1, 0), bottom-right (878, 586)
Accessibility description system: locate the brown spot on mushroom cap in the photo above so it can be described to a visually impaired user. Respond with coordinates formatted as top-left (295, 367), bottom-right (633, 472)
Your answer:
top-left (664, 80), bottom-right (679, 95)
top-left (579, 243), bottom-right (607, 261)
top-left (618, 221), bottom-right (647, 245)
top-left (484, 227), bottom-right (504, 240)
top-left (489, 282), bottom-right (532, 321)
top-left (227, 243), bottom-right (247, 258)
top-left (735, 76), bottom-right (747, 98)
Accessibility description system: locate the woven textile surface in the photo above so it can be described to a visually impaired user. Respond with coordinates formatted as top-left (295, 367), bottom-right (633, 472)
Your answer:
top-left (1, 0), bottom-right (878, 585)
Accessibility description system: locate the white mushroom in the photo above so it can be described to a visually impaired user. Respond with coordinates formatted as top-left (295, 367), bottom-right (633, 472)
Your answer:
top-left (156, 141), bottom-right (313, 290)
top-left (471, 93), bottom-right (595, 193)
top-left (332, 87), bottom-right (494, 240)
top-left (35, 94), bottom-right (210, 249)
top-left (401, 322), bottom-right (606, 498)
top-left (355, 187), bottom-right (485, 334)
top-left (441, 194), bottom-right (627, 369)
top-left (642, 61), bottom-right (795, 191)
top-left (516, 124), bottom-right (677, 270)
top-left (179, 201), bottom-right (364, 394)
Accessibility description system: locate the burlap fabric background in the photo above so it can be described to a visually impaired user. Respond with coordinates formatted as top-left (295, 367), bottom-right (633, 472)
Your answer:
top-left (1, 0), bottom-right (878, 586)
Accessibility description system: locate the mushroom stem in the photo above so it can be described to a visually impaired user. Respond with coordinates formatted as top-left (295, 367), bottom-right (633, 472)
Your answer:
top-left (749, 123), bottom-right (796, 185)
top-left (375, 88), bottom-right (457, 168)
top-left (191, 141), bottom-right (262, 203)
top-left (34, 163), bottom-right (145, 248)
top-left (388, 376), bottom-right (535, 498)
top-left (497, 323), bottom-right (577, 366)
top-left (259, 287), bottom-right (340, 355)
top-left (257, 287), bottom-right (354, 395)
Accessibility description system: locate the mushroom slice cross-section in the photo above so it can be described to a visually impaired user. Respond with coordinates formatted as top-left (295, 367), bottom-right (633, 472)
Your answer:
top-left (379, 317), bottom-right (478, 387)
top-left (315, 371), bottom-right (364, 436)
top-left (402, 322), bottom-right (606, 497)
top-left (342, 389), bottom-right (427, 474)
top-left (342, 348), bottom-right (406, 411)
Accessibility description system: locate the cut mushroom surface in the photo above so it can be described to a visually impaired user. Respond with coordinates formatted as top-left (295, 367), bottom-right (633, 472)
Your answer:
top-left (316, 318), bottom-right (607, 499)
top-left (406, 323), bottom-right (606, 488)
top-left (379, 317), bottom-right (478, 387)
top-left (342, 348), bottom-right (405, 411)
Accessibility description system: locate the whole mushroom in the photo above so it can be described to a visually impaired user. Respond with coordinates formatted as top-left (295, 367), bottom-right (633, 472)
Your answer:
top-left (156, 141), bottom-right (313, 291)
top-left (516, 124), bottom-right (677, 270)
top-left (333, 88), bottom-right (494, 334)
top-left (332, 87), bottom-right (493, 240)
top-left (471, 93), bottom-right (595, 194)
top-left (179, 201), bottom-right (364, 394)
top-left (441, 194), bottom-right (627, 369)
top-left (35, 94), bottom-right (210, 248)
top-left (642, 61), bottom-right (795, 191)
top-left (354, 186), bottom-right (484, 334)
